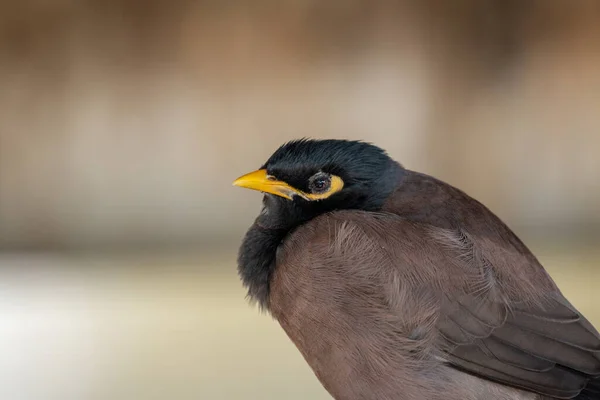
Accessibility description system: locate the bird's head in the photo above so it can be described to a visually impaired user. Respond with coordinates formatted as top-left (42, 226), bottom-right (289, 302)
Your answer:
top-left (233, 139), bottom-right (402, 227)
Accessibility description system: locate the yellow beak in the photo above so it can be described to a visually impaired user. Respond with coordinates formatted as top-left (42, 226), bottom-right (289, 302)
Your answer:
top-left (232, 169), bottom-right (303, 200)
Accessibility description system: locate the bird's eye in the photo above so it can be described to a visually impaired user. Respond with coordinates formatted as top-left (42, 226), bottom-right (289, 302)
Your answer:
top-left (308, 172), bottom-right (331, 194)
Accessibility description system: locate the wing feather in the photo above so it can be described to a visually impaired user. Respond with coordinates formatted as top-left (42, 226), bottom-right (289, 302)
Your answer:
top-left (430, 226), bottom-right (600, 399)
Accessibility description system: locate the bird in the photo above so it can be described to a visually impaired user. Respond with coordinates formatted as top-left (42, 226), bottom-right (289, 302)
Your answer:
top-left (232, 138), bottom-right (600, 400)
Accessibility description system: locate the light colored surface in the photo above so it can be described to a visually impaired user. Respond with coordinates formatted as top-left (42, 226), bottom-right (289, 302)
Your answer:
top-left (0, 253), bottom-right (331, 400)
top-left (0, 246), bottom-right (597, 400)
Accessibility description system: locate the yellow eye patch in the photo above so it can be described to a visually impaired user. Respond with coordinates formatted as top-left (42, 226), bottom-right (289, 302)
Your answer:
top-left (304, 175), bottom-right (344, 200)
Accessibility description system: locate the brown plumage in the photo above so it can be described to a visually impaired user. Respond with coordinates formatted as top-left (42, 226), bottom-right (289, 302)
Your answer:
top-left (233, 139), bottom-right (600, 400)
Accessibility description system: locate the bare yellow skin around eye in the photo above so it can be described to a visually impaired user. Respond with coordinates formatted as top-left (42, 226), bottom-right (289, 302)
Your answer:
top-left (232, 169), bottom-right (344, 201)
top-left (304, 175), bottom-right (344, 200)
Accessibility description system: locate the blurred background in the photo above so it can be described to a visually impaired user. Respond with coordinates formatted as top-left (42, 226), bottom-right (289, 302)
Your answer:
top-left (0, 1), bottom-right (599, 399)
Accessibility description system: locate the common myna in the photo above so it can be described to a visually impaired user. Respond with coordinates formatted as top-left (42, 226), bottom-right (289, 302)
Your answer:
top-left (233, 139), bottom-right (600, 400)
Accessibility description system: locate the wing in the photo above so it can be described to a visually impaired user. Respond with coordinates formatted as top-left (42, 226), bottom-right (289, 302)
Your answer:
top-left (277, 209), bottom-right (600, 399)
top-left (430, 227), bottom-right (600, 399)
top-left (381, 170), bottom-right (600, 399)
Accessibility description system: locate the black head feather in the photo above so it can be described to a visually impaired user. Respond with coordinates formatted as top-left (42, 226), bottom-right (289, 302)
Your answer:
top-left (265, 139), bottom-right (401, 212)
top-left (237, 138), bottom-right (403, 309)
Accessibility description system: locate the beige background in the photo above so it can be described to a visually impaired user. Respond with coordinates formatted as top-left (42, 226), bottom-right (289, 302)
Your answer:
top-left (0, 1), bottom-right (599, 399)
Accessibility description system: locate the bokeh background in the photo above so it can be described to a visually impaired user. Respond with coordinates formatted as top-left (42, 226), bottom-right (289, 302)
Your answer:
top-left (1, 1), bottom-right (599, 399)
